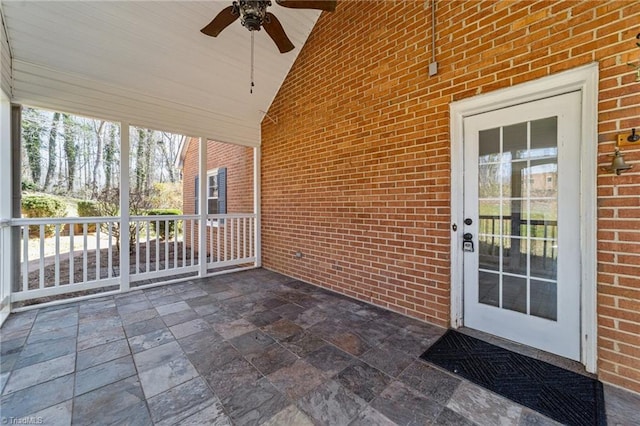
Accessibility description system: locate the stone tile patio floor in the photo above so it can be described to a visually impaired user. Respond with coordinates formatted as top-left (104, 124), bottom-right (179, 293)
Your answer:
top-left (1, 268), bottom-right (638, 425)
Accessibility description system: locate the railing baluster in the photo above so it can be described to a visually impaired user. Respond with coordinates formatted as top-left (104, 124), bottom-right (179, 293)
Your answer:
top-left (211, 223), bottom-right (224, 262)
top-left (135, 220), bottom-right (140, 275)
top-left (222, 220), bottom-right (231, 260)
top-left (83, 223), bottom-right (88, 284)
top-left (164, 219), bottom-right (169, 270)
top-left (173, 219), bottom-right (178, 269)
top-left (191, 219), bottom-right (195, 266)
top-left (225, 218), bottom-right (235, 260)
top-left (96, 222), bottom-right (101, 281)
top-left (182, 220), bottom-right (186, 267)
top-left (146, 219), bottom-right (150, 273)
top-left (54, 224), bottom-right (60, 287)
top-left (69, 224), bottom-right (74, 285)
top-left (243, 217), bottom-right (247, 259)
top-left (108, 222), bottom-right (113, 279)
top-left (236, 218), bottom-right (240, 260)
top-left (152, 219), bottom-right (160, 271)
top-left (39, 224), bottom-right (45, 289)
top-left (250, 217), bottom-right (254, 258)
top-left (209, 220), bottom-right (214, 265)
top-left (22, 226), bottom-right (29, 292)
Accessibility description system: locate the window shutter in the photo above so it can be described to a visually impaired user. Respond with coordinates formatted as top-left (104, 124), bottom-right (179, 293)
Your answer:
top-left (218, 168), bottom-right (227, 223)
top-left (194, 175), bottom-right (199, 214)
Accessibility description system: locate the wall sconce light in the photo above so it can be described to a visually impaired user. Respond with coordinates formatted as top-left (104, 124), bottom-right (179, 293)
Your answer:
top-left (604, 148), bottom-right (632, 175)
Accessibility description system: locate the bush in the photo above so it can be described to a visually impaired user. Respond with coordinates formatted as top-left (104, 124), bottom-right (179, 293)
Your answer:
top-left (21, 181), bottom-right (37, 191)
top-left (147, 209), bottom-right (182, 240)
top-left (76, 200), bottom-right (100, 233)
top-left (77, 200), bottom-right (100, 217)
top-left (21, 195), bottom-right (67, 237)
top-left (149, 182), bottom-right (183, 210)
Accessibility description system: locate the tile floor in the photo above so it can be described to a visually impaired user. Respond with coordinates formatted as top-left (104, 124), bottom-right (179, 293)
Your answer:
top-left (1, 268), bottom-right (638, 425)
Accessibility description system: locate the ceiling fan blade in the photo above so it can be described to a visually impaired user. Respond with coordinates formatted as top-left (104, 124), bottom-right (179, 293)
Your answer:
top-left (263, 13), bottom-right (295, 53)
top-left (275, 0), bottom-right (337, 12)
top-left (200, 5), bottom-right (239, 37)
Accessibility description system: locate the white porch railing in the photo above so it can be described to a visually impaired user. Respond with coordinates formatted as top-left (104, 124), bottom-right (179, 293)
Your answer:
top-left (129, 214), bottom-right (200, 284)
top-left (206, 214), bottom-right (256, 269)
top-left (7, 213), bottom-right (257, 307)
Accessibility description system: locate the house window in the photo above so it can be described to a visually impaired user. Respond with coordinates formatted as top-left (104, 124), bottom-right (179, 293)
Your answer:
top-left (195, 168), bottom-right (227, 224)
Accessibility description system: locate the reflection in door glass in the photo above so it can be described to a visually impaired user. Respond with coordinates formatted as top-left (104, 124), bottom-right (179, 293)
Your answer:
top-left (502, 275), bottom-right (527, 314)
top-left (530, 280), bottom-right (557, 320)
top-left (479, 272), bottom-right (499, 307)
top-left (477, 117), bottom-right (559, 320)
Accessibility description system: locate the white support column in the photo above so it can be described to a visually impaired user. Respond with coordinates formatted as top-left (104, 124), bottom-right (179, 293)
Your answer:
top-left (0, 89), bottom-right (12, 324)
top-left (253, 146), bottom-right (261, 267)
top-left (198, 137), bottom-right (208, 277)
top-left (119, 123), bottom-right (130, 292)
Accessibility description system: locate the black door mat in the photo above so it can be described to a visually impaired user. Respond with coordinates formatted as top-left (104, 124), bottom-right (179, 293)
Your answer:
top-left (420, 330), bottom-right (606, 426)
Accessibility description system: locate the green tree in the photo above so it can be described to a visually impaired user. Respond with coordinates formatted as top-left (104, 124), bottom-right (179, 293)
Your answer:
top-left (22, 107), bottom-right (43, 187)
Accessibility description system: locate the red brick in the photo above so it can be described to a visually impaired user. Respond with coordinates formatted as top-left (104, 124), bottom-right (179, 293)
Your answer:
top-left (258, 0), bottom-right (640, 394)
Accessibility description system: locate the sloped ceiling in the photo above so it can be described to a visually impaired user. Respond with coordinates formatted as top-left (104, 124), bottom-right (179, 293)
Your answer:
top-left (1, 1), bottom-right (323, 146)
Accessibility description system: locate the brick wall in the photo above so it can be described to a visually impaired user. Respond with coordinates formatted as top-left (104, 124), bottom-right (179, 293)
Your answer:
top-left (261, 1), bottom-right (640, 392)
top-left (182, 138), bottom-right (254, 253)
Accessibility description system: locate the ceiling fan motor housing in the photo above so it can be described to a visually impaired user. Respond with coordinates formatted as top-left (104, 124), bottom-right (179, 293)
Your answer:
top-left (236, 0), bottom-right (271, 31)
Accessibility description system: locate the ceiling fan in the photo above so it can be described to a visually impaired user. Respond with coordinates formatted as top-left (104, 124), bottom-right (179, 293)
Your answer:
top-left (201, 0), bottom-right (337, 53)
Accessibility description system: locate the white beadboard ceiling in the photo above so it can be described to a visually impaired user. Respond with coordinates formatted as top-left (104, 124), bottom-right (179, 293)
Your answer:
top-left (1, 1), bottom-right (323, 147)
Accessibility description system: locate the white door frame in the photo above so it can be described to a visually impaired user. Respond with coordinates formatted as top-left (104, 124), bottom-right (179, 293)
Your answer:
top-left (449, 63), bottom-right (599, 373)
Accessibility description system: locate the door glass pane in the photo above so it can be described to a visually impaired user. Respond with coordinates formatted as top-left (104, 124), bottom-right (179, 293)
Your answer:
top-left (479, 238), bottom-right (500, 271)
top-left (479, 272), bottom-right (499, 307)
top-left (503, 122), bottom-right (527, 159)
top-left (503, 275), bottom-right (527, 314)
top-left (504, 160), bottom-right (528, 198)
top-left (479, 127), bottom-right (501, 163)
top-left (531, 117), bottom-right (558, 153)
top-left (478, 164), bottom-right (503, 198)
top-left (502, 237), bottom-right (527, 276)
top-left (530, 280), bottom-right (557, 320)
top-left (504, 200), bottom-right (525, 237)
top-left (530, 239), bottom-right (557, 280)
top-left (476, 117), bottom-right (559, 321)
top-left (528, 160), bottom-right (558, 198)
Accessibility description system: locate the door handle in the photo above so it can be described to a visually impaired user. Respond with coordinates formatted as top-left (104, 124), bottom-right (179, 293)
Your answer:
top-left (463, 233), bottom-right (474, 252)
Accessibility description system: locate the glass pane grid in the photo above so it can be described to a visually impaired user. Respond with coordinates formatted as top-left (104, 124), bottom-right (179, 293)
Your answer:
top-left (477, 118), bottom-right (558, 321)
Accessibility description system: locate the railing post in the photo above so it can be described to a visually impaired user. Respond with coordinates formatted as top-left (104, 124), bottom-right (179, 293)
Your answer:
top-left (0, 90), bottom-right (14, 324)
top-left (119, 123), bottom-right (130, 292)
top-left (198, 137), bottom-right (207, 277)
top-left (253, 146), bottom-right (261, 267)
top-left (10, 103), bottom-right (21, 293)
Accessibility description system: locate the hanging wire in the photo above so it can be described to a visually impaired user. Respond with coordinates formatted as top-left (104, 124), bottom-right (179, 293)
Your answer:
top-left (431, 0), bottom-right (436, 64)
top-left (250, 30), bottom-right (255, 94)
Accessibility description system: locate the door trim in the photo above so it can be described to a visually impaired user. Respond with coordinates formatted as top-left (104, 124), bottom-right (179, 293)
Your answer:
top-left (449, 63), bottom-right (598, 373)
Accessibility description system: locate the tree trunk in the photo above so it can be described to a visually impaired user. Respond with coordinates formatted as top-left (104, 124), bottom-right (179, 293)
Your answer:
top-left (104, 123), bottom-right (116, 190)
top-left (135, 128), bottom-right (146, 193)
top-left (143, 129), bottom-right (153, 196)
top-left (159, 132), bottom-right (176, 183)
top-left (22, 108), bottom-right (43, 187)
top-left (63, 114), bottom-right (77, 193)
top-left (43, 112), bottom-right (61, 191)
top-left (92, 120), bottom-right (106, 197)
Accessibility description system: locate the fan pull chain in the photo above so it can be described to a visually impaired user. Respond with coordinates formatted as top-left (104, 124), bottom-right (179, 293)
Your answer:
top-left (250, 30), bottom-right (255, 94)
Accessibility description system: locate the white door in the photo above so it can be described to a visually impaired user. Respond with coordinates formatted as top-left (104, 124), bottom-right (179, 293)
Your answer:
top-left (463, 92), bottom-right (582, 360)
